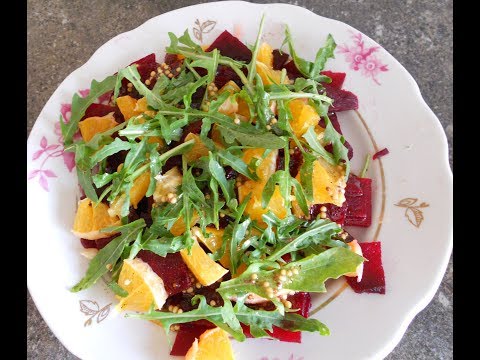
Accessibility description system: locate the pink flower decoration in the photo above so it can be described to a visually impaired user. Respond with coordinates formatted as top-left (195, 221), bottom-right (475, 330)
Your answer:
top-left (360, 54), bottom-right (389, 85)
top-left (28, 169), bottom-right (57, 192)
top-left (338, 32), bottom-right (388, 85)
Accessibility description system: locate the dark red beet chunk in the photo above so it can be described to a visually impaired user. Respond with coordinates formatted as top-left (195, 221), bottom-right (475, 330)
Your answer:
top-left (179, 120), bottom-right (203, 142)
top-left (171, 324), bottom-right (214, 356)
top-left (82, 103), bottom-right (124, 123)
top-left (323, 84), bottom-right (359, 112)
top-left (310, 203), bottom-right (348, 226)
top-left (137, 250), bottom-right (195, 295)
top-left (346, 242), bottom-right (385, 294)
top-left (214, 65), bottom-right (243, 89)
top-left (320, 71), bottom-right (346, 89)
top-left (272, 49), bottom-right (290, 70)
top-left (373, 148), bottom-right (390, 160)
top-left (118, 53), bottom-right (159, 98)
top-left (276, 148), bottom-right (303, 177)
top-left (344, 174), bottom-right (372, 227)
top-left (206, 30), bottom-right (252, 62)
top-left (96, 234), bottom-right (120, 250)
top-left (283, 60), bottom-right (303, 80)
top-left (80, 238), bottom-right (96, 249)
top-left (164, 280), bottom-right (224, 313)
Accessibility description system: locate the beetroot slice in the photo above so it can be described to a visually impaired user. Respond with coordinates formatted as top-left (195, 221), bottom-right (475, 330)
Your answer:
top-left (118, 53), bottom-right (159, 98)
top-left (82, 103), bottom-right (124, 123)
top-left (346, 242), bottom-right (385, 294)
top-left (283, 60), bottom-right (303, 80)
top-left (80, 238), bottom-right (96, 249)
top-left (323, 84), bottom-right (359, 112)
top-left (373, 148), bottom-right (390, 160)
top-left (320, 71), bottom-right (346, 89)
top-left (206, 30), bottom-right (252, 62)
top-left (214, 65), bottom-right (243, 89)
top-left (310, 203), bottom-right (348, 226)
top-left (136, 250), bottom-right (195, 295)
top-left (344, 174), bottom-right (372, 227)
top-left (272, 49), bottom-right (290, 70)
top-left (170, 324), bottom-right (213, 356)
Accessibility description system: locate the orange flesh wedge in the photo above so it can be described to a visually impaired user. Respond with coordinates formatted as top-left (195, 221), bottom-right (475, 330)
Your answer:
top-left (184, 133), bottom-right (210, 162)
top-left (238, 149), bottom-right (286, 222)
top-left (116, 258), bottom-right (168, 312)
top-left (185, 327), bottom-right (235, 360)
top-left (257, 42), bottom-right (274, 67)
top-left (288, 99), bottom-right (320, 138)
top-left (116, 95), bottom-right (138, 121)
top-left (180, 239), bottom-right (228, 286)
top-left (72, 198), bottom-right (121, 240)
top-left (78, 112), bottom-right (119, 142)
top-left (194, 227), bottom-right (230, 268)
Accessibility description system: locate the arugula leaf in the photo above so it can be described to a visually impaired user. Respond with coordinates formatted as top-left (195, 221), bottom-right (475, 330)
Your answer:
top-left (219, 247), bottom-right (363, 300)
top-left (234, 301), bottom-right (329, 337)
top-left (107, 279), bottom-right (129, 297)
top-left (247, 14), bottom-right (266, 84)
top-left (208, 152), bottom-right (235, 204)
top-left (190, 49), bottom-right (219, 85)
top-left (302, 126), bottom-right (335, 165)
top-left (157, 108), bottom-right (285, 149)
top-left (360, 153), bottom-right (371, 178)
top-left (128, 295), bottom-right (245, 341)
top-left (322, 115), bottom-right (350, 177)
top-left (61, 75), bottom-right (116, 146)
top-left (267, 219), bottom-right (342, 261)
top-left (74, 143), bottom-right (97, 201)
top-left (71, 219), bottom-right (146, 292)
top-left (216, 149), bottom-right (258, 181)
top-left (299, 152), bottom-right (315, 201)
top-left (283, 27), bottom-right (336, 81)
top-left (88, 138), bottom-right (132, 168)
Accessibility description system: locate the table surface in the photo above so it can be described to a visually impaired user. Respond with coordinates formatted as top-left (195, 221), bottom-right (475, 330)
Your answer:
top-left (27, 0), bottom-right (452, 359)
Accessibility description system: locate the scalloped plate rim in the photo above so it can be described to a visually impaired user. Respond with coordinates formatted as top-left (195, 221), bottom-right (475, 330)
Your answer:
top-left (27, 2), bottom-right (452, 360)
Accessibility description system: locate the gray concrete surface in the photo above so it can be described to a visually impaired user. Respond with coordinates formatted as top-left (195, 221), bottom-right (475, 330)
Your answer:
top-left (27, 0), bottom-right (453, 359)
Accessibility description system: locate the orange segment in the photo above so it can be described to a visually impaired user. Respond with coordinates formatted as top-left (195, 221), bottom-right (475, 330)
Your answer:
top-left (256, 61), bottom-right (288, 86)
top-left (295, 158), bottom-right (346, 207)
top-left (180, 239), bottom-right (228, 286)
top-left (238, 183), bottom-right (287, 222)
top-left (184, 133), bottom-right (210, 162)
top-left (170, 211), bottom-right (199, 236)
top-left (288, 99), bottom-right (320, 138)
top-left (130, 170), bottom-right (151, 208)
top-left (242, 148), bottom-right (277, 182)
top-left (116, 95), bottom-right (138, 121)
top-left (116, 258), bottom-right (169, 312)
top-left (72, 198), bottom-right (121, 240)
top-left (133, 97), bottom-right (155, 117)
top-left (257, 42), bottom-right (274, 67)
top-left (194, 227), bottom-right (230, 268)
top-left (78, 112), bottom-right (119, 142)
top-left (238, 149), bottom-right (286, 223)
top-left (185, 327), bottom-right (235, 360)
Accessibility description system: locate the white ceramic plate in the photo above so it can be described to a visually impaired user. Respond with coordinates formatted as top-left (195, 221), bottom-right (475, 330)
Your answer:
top-left (27, 2), bottom-right (452, 359)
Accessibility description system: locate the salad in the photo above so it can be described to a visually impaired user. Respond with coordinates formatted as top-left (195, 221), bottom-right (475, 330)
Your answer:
top-left (65, 17), bottom-right (386, 359)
